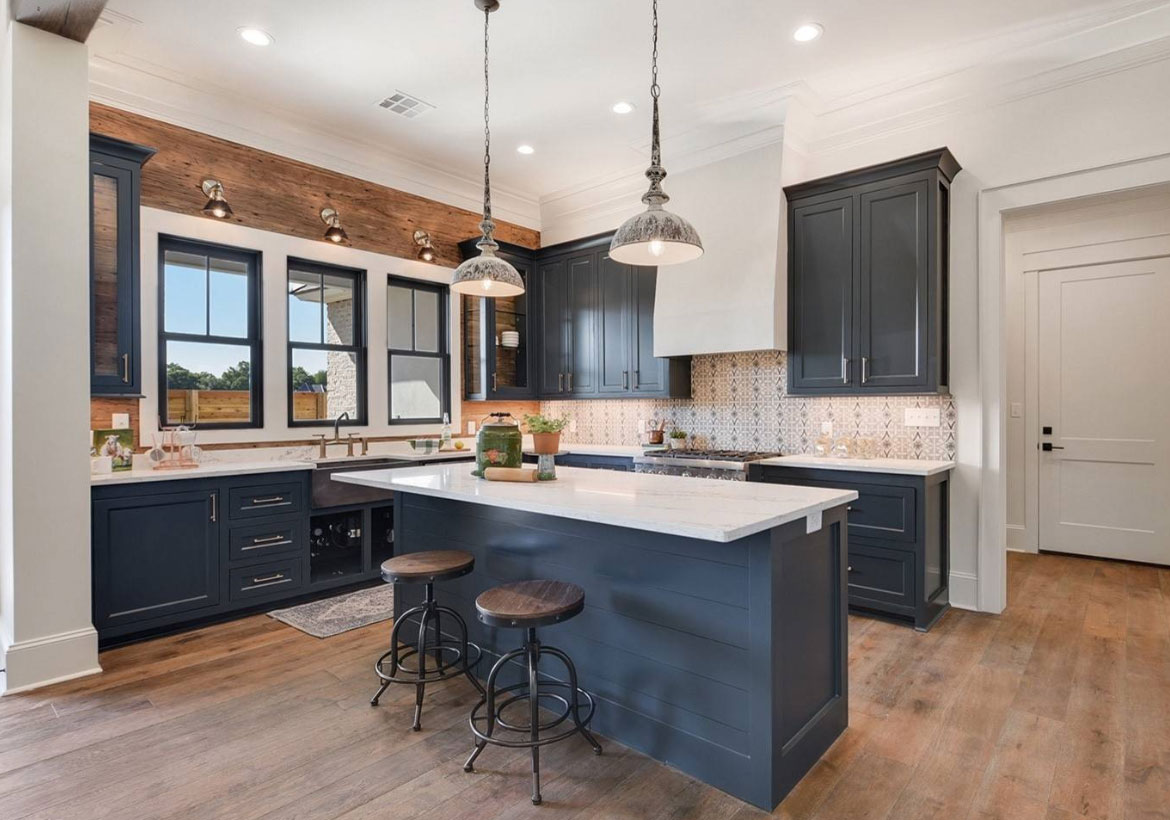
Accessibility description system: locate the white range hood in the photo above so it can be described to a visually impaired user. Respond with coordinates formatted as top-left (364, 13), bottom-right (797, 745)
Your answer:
top-left (651, 142), bottom-right (786, 356)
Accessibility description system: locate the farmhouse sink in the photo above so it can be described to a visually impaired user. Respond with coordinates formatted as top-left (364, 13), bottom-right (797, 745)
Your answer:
top-left (311, 457), bottom-right (406, 509)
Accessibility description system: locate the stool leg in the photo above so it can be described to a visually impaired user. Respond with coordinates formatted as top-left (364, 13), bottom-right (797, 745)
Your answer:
top-left (546, 646), bottom-right (603, 755)
top-left (527, 628), bottom-right (542, 805)
top-left (445, 606), bottom-right (485, 696)
top-left (411, 585), bottom-right (435, 731)
top-left (371, 600), bottom-right (422, 707)
top-left (464, 646), bottom-right (524, 772)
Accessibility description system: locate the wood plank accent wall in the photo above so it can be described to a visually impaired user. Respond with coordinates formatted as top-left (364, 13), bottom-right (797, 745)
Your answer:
top-left (91, 396), bottom-right (140, 449)
top-left (88, 103), bottom-right (540, 267)
top-left (460, 400), bottom-right (542, 431)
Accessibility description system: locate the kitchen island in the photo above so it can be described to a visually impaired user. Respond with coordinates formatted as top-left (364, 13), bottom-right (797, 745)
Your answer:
top-left (333, 464), bottom-right (857, 810)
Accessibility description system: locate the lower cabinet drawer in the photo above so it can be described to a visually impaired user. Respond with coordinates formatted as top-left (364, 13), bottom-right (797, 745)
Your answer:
top-left (229, 559), bottom-right (303, 602)
top-left (228, 481), bottom-right (305, 520)
top-left (847, 543), bottom-right (915, 613)
top-left (228, 519), bottom-right (304, 563)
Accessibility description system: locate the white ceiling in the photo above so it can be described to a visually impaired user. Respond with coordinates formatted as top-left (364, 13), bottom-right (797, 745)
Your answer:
top-left (88, 0), bottom-right (1168, 215)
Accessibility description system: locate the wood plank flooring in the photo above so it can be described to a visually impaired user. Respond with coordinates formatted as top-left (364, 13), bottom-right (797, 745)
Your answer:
top-left (1, 551), bottom-right (1168, 819)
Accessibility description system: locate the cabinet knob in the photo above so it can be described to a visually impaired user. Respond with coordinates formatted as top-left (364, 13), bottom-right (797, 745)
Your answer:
top-left (847, 565), bottom-right (854, 573)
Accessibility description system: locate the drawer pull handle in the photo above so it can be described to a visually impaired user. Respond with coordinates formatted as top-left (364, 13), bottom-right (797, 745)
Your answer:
top-left (251, 534), bottom-right (287, 544)
top-left (251, 496), bottom-right (287, 505)
top-left (252, 573), bottom-right (285, 583)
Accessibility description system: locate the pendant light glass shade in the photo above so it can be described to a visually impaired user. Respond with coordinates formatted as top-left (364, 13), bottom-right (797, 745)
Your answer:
top-left (610, 0), bottom-right (703, 267)
top-left (451, 0), bottom-right (524, 298)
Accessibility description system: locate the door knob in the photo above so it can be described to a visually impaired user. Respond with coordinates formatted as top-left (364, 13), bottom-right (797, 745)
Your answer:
top-left (1041, 442), bottom-right (1064, 451)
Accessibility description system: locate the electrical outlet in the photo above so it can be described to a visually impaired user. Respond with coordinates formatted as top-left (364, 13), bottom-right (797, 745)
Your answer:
top-left (820, 421), bottom-right (833, 436)
top-left (466, 420), bottom-right (476, 435)
top-left (112, 413), bottom-right (130, 429)
top-left (1010, 402), bottom-right (1023, 419)
top-left (569, 419), bottom-right (577, 433)
top-left (904, 407), bottom-right (941, 427)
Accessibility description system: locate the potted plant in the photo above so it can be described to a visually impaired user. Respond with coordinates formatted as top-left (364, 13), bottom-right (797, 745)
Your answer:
top-left (524, 413), bottom-right (569, 455)
top-left (669, 429), bottom-right (688, 450)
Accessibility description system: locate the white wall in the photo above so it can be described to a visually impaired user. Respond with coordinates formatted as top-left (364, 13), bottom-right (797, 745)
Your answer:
top-left (0, 20), bottom-right (98, 692)
top-left (136, 209), bottom-right (463, 447)
top-left (539, 51), bottom-right (1170, 612)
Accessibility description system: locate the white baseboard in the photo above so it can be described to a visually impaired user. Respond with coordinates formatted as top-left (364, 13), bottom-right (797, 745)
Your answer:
top-left (1006, 524), bottom-right (1036, 552)
top-left (949, 571), bottom-right (979, 611)
top-left (1, 626), bottom-right (101, 694)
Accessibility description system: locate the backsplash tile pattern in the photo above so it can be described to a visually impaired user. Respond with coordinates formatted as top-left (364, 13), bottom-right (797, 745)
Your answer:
top-left (543, 351), bottom-right (957, 460)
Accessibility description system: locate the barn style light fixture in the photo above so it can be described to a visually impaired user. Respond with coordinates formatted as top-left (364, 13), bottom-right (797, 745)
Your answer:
top-left (200, 180), bottom-right (233, 219)
top-left (413, 230), bottom-right (437, 263)
top-left (320, 207), bottom-right (348, 243)
top-left (450, 0), bottom-right (524, 298)
top-left (610, 0), bottom-right (703, 267)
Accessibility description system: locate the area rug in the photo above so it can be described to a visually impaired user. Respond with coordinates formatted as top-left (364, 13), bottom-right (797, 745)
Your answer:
top-left (269, 585), bottom-right (395, 638)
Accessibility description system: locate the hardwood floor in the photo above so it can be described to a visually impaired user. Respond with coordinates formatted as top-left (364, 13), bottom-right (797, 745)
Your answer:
top-left (1, 551), bottom-right (1168, 819)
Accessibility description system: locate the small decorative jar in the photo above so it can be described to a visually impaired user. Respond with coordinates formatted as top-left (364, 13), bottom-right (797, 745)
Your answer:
top-left (473, 413), bottom-right (522, 477)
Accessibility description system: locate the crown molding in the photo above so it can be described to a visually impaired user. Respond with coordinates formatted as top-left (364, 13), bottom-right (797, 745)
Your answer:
top-left (88, 56), bottom-right (542, 230)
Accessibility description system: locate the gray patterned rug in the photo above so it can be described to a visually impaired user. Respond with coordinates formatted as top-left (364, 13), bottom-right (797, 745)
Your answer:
top-left (269, 585), bottom-right (395, 638)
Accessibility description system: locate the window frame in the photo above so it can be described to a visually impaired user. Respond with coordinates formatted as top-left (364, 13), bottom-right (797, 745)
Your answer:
top-left (286, 257), bottom-right (368, 428)
top-left (157, 235), bottom-right (264, 430)
top-left (387, 275), bottom-right (450, 425)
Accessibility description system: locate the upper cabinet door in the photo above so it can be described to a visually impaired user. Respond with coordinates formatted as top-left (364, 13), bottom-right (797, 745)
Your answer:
top-left (631, 265), bottom-right (667, 394)
top-left (537, 258), bottom-right (569, 396)
top-left (90, 135), bottom-right (154, 396)
top-left (597, 254), bottom-right (632, 394)
top-left (789, 196), bottom-right (856, 393)
top-left (857, 178), bottom-right (931, 390)
top-left (90, 159), bottom-right (139, 394)
top-left (487, 253), bottom-right (533, 398)
top-left (566, 253), bottom-right (598, 396)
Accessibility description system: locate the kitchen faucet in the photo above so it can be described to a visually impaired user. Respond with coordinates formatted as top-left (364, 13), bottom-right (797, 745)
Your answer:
top-left (332, 412), bottom-right (350, 443)
top-left (314, 412), bottom-right (355, 458)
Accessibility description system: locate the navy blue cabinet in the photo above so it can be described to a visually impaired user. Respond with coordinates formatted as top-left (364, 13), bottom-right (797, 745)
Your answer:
top-left (93, 487), bottom-right (220, 632)
top-left (532, 233), bottom-right (690, 400)
top-left (785, 149), bottom-right (958, 396)
top-left (747, 464), bottom-right (950, 631)
top-left (90, 134), bottom-right (155, 396)
top-left (459, 240), bottom-right (537, 400)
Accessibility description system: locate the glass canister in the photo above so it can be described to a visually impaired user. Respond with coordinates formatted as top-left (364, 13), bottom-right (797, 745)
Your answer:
top-left (472, 412), bottom-right (523, 477)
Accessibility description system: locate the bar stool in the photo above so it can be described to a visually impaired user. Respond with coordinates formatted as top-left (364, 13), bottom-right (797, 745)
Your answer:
top-left (370, 550), bottom-right (484, 731)
top-left (463, 579), bottom-right (602, 805)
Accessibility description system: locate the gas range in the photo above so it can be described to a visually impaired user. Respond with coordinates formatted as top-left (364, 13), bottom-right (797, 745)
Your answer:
top-left (633, 449), bottom-right (781, 481)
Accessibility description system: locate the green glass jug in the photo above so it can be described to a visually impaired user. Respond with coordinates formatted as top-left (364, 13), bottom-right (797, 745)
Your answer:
top-left (472, 412), bottom-right (522, 477)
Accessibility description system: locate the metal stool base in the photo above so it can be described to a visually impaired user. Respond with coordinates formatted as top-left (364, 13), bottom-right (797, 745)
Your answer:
top-left (463, 628), bottom-right (602, 805)
top-left (370, 582), bottom-right (484, 731)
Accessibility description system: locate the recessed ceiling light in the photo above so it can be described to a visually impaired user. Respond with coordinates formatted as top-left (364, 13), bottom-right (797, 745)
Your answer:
top-left (612, 101), bottom-right (636, 115)
top-left (792, 23), bottom-right (823, 43)
top-left (516, 144), bottom-right (535, 155)
top-left (238, 27), bottom-right (274, 47)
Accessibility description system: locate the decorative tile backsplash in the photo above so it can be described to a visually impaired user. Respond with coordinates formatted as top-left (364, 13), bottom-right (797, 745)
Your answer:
top-left (542, 351), bottom-right (957, 460)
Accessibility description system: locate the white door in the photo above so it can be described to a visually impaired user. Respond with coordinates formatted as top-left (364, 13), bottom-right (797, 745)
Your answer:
top-left (1038, 257), bottom-right (1170, 565)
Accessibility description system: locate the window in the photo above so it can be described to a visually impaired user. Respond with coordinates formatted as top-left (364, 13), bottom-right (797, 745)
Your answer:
top-left (287, 258), bottom-right (367, 426)
top-left (387, 276), bottom-right (449, 423)
top-left (158, 236), bottom-right (262, 428)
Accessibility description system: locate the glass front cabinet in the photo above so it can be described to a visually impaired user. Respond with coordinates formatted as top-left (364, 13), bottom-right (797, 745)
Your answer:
top-left (459, 239), bottom-right (536, 400)
top-left (90, 134), bottom-right (156, 395)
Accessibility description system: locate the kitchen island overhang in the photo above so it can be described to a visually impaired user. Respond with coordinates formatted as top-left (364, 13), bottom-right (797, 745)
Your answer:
top-left (334, 464), bottom-right (857, 810)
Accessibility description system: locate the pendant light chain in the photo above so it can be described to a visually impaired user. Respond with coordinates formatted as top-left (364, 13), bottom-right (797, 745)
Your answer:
top-left (480, 5), bottom-right (496, 243)
top-left (644, 0), bottom-right (667, 204)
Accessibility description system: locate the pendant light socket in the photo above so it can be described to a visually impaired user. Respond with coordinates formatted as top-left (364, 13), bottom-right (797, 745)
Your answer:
top-left (320, 207), bottom-right (349, 244)
top-left (200, 179), bottom-right (233, 219)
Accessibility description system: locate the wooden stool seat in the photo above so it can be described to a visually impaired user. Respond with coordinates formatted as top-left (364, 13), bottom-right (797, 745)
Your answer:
top-left (380, 550), bottom-right (474, 584)
top-left (475, 580), bottom-right (585, 628)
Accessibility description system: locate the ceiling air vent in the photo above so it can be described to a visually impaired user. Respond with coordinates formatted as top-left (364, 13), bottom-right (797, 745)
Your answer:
top-left (377, 91), bottom-right (435, 119)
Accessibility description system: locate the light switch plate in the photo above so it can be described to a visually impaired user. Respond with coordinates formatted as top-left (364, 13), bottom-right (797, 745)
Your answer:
top-left (466, 420), bottom-right (476, 435)
top-left (112, 413), bottom-right (130, 429)
top-left (904, 407), bottom-right (941, 427)
top-left (1010, 402), bottom-right (1023, 419)
top-left (820, 421), bottom-right (833, 435)
top-left (569, 419), bottom-right (578, 433)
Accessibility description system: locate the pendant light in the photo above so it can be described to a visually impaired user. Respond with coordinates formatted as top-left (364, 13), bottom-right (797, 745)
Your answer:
top-left (610, 0), bottom-right (703, 267)
top-left (450, 0), bottom-right (524, 298)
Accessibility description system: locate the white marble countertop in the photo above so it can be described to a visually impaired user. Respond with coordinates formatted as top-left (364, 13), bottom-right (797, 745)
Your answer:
top-left (333, 463), bottom-right (856, 543)
top-left (756, 455), bottom-right (956, 476)
top-left (91, 460), bottom-right (314, 486)
top-left (313, 444), bottom-right (475, 465)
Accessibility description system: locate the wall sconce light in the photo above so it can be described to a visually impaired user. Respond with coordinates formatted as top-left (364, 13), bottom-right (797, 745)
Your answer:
top-left (320, 208), bottom-right (348, 243)
top-left (200, 180), bottom-right (233, 219)
top-left (413, 229), bottom-right (436, 262)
